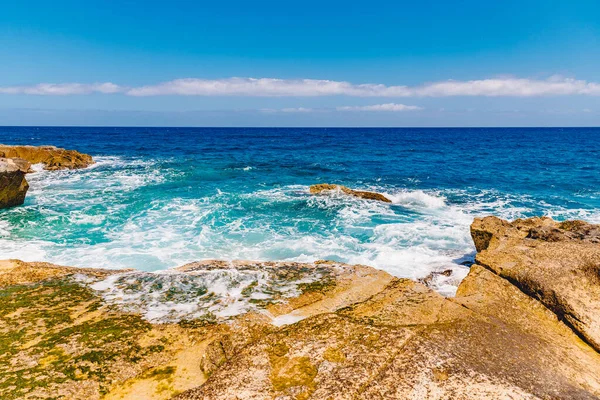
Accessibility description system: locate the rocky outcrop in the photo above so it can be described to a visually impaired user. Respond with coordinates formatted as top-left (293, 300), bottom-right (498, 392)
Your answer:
top-left (0, 259), bottom-right (394, 400)
top-left (309, 184), bottom-right (392, 203)
top-left (3, 217), bottom-right (600, 399)
top-left (0, 157), bottom-right (30, 208)
top-left (177, 263), bottom-right (600, 399)
top-left (0, 145), bottom-right (93, 208)
top-left (471, 216), bottom-right (600, 352)
top-left (0, 144), bottom-right (94, 170)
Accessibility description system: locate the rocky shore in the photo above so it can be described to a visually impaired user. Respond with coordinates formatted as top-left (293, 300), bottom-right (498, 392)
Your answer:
top-left (1, 217), bottom-right (599, 399)
top-left (0, 145), bottom-right (94, 209)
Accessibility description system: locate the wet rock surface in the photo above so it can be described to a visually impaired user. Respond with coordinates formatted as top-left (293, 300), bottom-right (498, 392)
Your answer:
top-left (309, 183), bottom-right (392, 203)
top-left (178, 266), bottom-right (600, 399)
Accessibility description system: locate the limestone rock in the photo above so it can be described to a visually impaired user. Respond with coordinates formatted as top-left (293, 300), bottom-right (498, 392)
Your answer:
top-left (176, 267), bottom-right (600, 399)
top-left (0, 144), bottom-right (94, 170)
top-left (0, 259), bottom-right (394, 400)
top-left (471, 216), bottom-right (600, 352)
top-left (4, 218), bottom-right (600, 400)
top-left (0, 157), bottom-right (30, 209)
top-left (310, 183), bottom-right (392, 203)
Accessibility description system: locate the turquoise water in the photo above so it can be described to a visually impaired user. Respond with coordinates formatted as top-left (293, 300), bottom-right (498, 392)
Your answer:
top-left (1, 127), bottom-right (599, 294)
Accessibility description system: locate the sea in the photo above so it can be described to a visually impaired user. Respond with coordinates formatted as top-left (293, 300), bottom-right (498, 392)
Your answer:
top-left (1, 127), bottom-right (599, 296)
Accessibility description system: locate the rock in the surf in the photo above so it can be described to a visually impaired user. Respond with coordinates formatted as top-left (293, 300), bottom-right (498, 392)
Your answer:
top-left (0, 157), bottom-right (30, 209)
top-left (309, 183), bottom-right (392, 203)
top-left (0, 144), bottom-right (94, 170)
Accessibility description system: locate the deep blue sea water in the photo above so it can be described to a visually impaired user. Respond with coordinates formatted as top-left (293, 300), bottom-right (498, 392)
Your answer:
top-left (1, 127), bottom-right (599, 294)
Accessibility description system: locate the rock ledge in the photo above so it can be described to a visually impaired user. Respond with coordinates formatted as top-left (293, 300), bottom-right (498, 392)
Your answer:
top-left (0, 144), bottom-right (94, 170)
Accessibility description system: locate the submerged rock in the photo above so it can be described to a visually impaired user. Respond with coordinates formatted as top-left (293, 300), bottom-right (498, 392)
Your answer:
top-left (0, 157), bottom-right (30, 209)
top-left (0, 144), bottom-right (94, 170)
top-left (309, 183), bottom-right (392, 203)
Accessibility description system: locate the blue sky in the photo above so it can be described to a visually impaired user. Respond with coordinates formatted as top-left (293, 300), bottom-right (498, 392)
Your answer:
top-left (1, 0), bottom-right (600, 126)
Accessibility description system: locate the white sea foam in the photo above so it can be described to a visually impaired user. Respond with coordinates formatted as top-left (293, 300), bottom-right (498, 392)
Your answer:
top-left (387, 190), bottom-right (447, 209)
top-left (84, 265), bottom-right (327, 323)
top-left (2, 161), bottom-right (599, 303)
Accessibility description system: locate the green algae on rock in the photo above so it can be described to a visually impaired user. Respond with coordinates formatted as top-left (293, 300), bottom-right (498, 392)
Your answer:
top-left (0, 259), bottom-right (392, 400)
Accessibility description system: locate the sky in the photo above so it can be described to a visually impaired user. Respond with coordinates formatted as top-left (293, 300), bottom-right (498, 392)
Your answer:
top-left (1, 0), bottom-right (600, 127)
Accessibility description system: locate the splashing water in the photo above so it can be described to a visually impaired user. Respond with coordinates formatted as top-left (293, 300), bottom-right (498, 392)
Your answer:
top-left (80, 261), bottom-right (337, 323)
top-left (1, 127), bottom-right (599, 296)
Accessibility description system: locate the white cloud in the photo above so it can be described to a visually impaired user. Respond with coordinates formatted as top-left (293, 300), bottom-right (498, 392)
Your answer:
top-left (0, 82), bottom-right (123, 95)
top-left (125, 76), bottom-right (600, 97)
top-left (411, 76), bottom-right (600, 97)
top-left (125, 78), bottom-right (393, 97)
top-left (280, 107), bottom-right (315, 112)
top-left (337, 103), bottom-right (422, 112)
top-left (2, 76), bottom-right (600, 97)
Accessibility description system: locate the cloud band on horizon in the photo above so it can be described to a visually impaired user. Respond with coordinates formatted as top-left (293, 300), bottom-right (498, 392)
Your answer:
top-left (2, 76), bottom-right (600, 97)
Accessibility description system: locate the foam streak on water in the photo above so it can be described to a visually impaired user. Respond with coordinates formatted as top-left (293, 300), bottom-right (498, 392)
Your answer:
top-left (1, 127), bottom-right (599, 296)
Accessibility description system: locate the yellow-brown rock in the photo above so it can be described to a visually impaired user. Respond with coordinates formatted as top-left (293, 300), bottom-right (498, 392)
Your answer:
top-left (471, 216), bottom-right (600, 352)
top-left (309, 183), bottom-right (392, 203)
top-left (0, 157), bottom-right (30, 208)
top-left (177, 267), bottom-right (600, 399)
top-left (0, 144), bottom-right (94, 170)
top-left (0, 259), bottom-right (394, 400)
top-left (4, 217), bottom-right (600, 400)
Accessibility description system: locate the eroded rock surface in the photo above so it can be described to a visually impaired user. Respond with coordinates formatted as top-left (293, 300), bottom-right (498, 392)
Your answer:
top-left (0, 144), bottom-right (94, 170)
top-left (471, 216), bottom-right (600, 352)
top-left (177, 267), bottom-right (600, 399)
top-left (0, 157), bottom-right (30, 208)
top-left (3, 217), bottom-right (600, 400)
top-left (0, 259), bottom-right (393, 400)
top-left (309, 183), bottom-right (392, 203)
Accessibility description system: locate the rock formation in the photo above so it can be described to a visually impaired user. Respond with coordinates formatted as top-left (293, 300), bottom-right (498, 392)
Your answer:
top-left (0, 144), bottom-right (94, 170)
top-left (0, 145), bottom-right (94, 208)
top-left (309, 184), bottom-right (392, 203)
top-left (471, 216), bottom-right (600, 352)
top-left (0, 157), bottom-right (30, 209)
top-left (1, 217), bottom-right (600, 399)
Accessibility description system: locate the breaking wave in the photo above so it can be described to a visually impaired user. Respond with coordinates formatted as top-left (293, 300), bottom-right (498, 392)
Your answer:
top-left (1, 154), bottom-right (599, 298)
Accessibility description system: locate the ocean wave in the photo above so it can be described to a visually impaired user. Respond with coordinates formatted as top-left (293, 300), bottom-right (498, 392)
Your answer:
top-left (386, 189), bottom-right (447, 209)
top-left (2, 177), bottom-right (599, 298)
